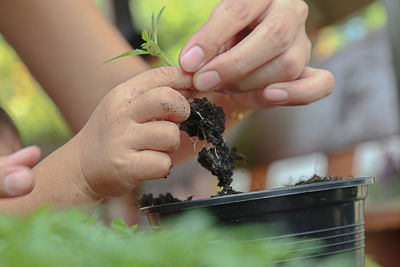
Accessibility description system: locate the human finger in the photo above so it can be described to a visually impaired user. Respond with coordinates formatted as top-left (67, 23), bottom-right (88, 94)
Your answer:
top-left (130, 87), bottom-right (190, 123)
top-left (234, 29), bottom-right (311, 92)
top-left (131, 121), bottom-right (181, 153)
top-left (263, 67), bottom-right (335, 106)
top-left (0, 146), bottom-right (41, 168)
top-left (128, 150), bottom-right (172, 181)
top-left (120, 67), bottom-right (193, 98)
top-left (193, 0), bottom-right (309, 92)
top-left (179, 0), bottom-right (272, 73)
top-left (0, 166), bottom-right (34, 197)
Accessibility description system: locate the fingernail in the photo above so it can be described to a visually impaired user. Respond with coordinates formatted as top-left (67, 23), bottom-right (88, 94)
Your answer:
top-left (4, 170), bottom-right (33, 196)
top-left (264, 89), bottom-right (288, 103)
top-left (195, 71), bottom-right (221, 91)
top-left (180, 46), bottom-right (205, 72)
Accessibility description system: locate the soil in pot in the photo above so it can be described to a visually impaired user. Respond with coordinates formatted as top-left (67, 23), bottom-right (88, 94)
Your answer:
top-left (294, 174), bottom-right (344, 185)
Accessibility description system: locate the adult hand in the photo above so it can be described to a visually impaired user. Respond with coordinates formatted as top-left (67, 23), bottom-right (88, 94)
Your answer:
top-left (179, 0), bottom-right (334, 107)
top-left (0, 146), bottom-right (41, 198)
top-left (75, 67), bottom-right (192, 198)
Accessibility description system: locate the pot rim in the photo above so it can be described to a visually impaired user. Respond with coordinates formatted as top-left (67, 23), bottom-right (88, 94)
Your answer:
top-left (140, 176), bottom-right (374, 215)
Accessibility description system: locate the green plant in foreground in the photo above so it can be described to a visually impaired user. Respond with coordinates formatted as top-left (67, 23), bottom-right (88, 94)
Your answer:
top-left (0, 207), bottom-right (356, 267)
top-left (104, 7), bottom-right (173, 66)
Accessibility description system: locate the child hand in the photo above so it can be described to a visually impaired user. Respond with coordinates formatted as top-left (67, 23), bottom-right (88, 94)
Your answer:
top-left (0, 146), bottom-right (41, 198)
top-left (74, 67), bottom-right (192, 198)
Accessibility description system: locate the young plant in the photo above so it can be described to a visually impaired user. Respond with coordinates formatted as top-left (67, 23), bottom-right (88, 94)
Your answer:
top-left (104, 7), bottom-right (173, 66)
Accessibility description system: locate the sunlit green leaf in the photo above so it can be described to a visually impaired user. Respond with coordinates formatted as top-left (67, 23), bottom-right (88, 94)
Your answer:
top-left (111, 217), bottom-right (136, 236)
top-left (141, 29), bottom-right (150, 42)
top-left (102, 49), bottom-right (149, 64)
top-left (104, 7), bottom-right (172, 66)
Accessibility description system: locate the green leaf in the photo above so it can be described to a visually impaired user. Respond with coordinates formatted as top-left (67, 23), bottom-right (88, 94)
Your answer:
top-left (151, 11), bottom-right (155, 40)
top-left (156, 6), bottom-right (166, 27)
top-left (103, 6), bottom-right (173, 66)
top-left (111, 217), bottom-right (136, 236)
top-left (154, 6), bottom-right (166, 43)
top-left (102, 49), bottom-right (150, 64)
top-left (142, 29), bottom-right (150, 42)
top-left (141, 41), bottom-right (161, 56)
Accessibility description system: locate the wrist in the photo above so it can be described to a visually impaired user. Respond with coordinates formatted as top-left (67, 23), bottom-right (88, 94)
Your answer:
top-left (66, 135), bottom-right (103, 201)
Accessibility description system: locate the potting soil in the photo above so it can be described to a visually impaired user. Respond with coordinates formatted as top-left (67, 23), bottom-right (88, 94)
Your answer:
top-left (294, 175), bottom-right (343, 186)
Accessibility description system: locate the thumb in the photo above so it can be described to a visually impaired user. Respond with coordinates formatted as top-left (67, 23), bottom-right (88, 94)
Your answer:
top-left (0, 145), bottom-right (42, 168)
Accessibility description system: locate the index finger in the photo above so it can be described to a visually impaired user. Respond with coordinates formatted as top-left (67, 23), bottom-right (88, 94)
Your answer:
top-left (179, 0), bottom-right (272, 73)
top-left (119, 67), bottom-right (193, 98)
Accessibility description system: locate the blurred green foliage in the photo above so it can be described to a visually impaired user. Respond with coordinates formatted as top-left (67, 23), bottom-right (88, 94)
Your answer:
top-left (314, 1), bottom-right (386, 59)
top-left (0, 207), bottom-right (355, 267)
top-left (0, 35), bottom-right (71, 152)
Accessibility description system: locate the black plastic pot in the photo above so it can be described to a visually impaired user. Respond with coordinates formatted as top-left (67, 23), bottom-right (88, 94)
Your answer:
top-left (141, 177), bottom-right (374, 266)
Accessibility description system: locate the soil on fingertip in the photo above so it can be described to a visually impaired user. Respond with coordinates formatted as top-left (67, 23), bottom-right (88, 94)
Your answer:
top-left (140, 97), bottom-right (245, 207)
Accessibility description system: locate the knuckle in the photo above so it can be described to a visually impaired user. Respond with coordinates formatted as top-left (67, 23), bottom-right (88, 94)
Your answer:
top-left (157, 86), bottom-right (179, 103)
top-left (305, 37), bottom-right (312, 55)
top-left (218, 0), bottom-right (249, 21)
top-left (152, 67), bottom-right (179, 83)
top-left (181, 97), bottom-right (191, 121)
top-left (267, 19), bottom-right (292, 51)
top-left (281, 55), bottom-right (303, 80)
top-left (166, 124), bottom-right (181, 151)
top-left (156, 154), bottom-right (172, 177)
top-left (297, 0), bottom-right (309, 18)
top-left (109, 155), bottom-right (128, 177)
top-left (229, 55), bottom-right (247, 76)
top-left (156, 87), bottom-right (190, 122)
top-left (324, 71), bottom-right (335, 95)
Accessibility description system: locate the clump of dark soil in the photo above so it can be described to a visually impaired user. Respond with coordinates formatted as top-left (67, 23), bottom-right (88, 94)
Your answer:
top-left (181, 98), bottom-right (245, 195)
top-left (179, 97), bottom-right (225, 145)
top-left (140, 97), bottom-right (244, 207)
top-left (198, 144), bottom-right (243, 189)
top-left (295, 175), bottom-right (343, 186)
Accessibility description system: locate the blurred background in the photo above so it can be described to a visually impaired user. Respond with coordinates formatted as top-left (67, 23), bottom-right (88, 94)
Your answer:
top-left (0, 0), bottom-right (399, 266)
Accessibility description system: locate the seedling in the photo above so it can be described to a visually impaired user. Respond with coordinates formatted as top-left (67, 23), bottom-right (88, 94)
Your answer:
top-left (104, 6), bottom-right (173, 66)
